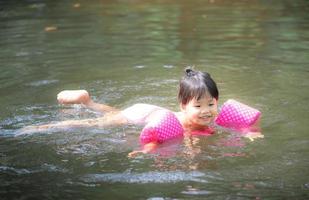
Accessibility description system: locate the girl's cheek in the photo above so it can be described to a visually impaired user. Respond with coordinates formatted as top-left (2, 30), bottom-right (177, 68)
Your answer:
top-left (211, 108), bottom-right (218, 116)
top-left (193, 107), bottom-right (200, 113)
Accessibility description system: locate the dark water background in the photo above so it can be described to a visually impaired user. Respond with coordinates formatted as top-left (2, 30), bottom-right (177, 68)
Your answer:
top-left (0, 0), bottom-right (308, 199)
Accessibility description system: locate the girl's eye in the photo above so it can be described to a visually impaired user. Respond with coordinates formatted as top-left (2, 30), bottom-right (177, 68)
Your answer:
top-left (209, 103), bottom-right (214, 106)
top-left (194, 105), bottom-right (201, 108)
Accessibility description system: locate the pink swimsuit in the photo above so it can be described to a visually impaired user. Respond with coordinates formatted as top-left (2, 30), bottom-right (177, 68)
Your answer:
top-left (121, 100), bottom-right (261, 145)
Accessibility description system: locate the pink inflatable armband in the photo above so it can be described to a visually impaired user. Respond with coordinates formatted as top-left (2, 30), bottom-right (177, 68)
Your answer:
top-left (215, 99), bottom-right (261, 131)
top-left (140, 110), bottom-right (184, 144)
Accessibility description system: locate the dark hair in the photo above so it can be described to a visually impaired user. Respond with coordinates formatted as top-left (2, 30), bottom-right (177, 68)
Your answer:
top-left (178, 68), bottom-right (219, 105)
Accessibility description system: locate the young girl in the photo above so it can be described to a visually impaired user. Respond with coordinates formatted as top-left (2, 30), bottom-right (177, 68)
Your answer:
top-left (20, 68), bottom-right (263, 156)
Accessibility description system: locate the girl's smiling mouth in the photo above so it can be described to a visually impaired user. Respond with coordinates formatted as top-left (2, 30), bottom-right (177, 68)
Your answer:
top-left (199, 115), bottom-right (214, 121)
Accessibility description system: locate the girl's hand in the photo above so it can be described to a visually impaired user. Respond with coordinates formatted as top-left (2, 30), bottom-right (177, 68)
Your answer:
top-left (128, 142), bottom-right (158, 158)
top-left (244, 131), bottom-right (264, 141)
top-left (57, 90), bottom-right (91, 105)
top-left (128, 150), bottom-right (146, 158)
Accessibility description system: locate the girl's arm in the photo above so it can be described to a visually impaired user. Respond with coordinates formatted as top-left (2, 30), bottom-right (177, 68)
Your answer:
top-left (57, 90), bottom-right (118, 113)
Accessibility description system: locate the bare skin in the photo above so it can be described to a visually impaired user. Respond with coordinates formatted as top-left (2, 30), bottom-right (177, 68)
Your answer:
top-left (19, 90), bottom-right (264, 156)
top-left (128, 142), bottom-right (158, 158)
top-left (18, 90), bottom-right (127, 135)
top-left (57, 90), bottom-right (118, 112)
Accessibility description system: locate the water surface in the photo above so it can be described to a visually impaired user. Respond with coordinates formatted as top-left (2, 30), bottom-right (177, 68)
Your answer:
top-left (0, 0), bottom-right (308, 199)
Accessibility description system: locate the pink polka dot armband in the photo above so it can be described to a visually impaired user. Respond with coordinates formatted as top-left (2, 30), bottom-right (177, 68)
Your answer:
top-left (139, 110), bottom-right (184, 144)
top-left (215, 99), bottom-right (261, 131)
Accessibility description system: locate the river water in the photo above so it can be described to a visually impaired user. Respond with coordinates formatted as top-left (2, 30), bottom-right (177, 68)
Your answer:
top-left (0, 0), bottom-right (308, 199)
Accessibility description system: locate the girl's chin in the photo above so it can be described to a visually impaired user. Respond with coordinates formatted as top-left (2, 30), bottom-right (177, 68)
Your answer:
top-left (198, 119), bottom-right (214, 125)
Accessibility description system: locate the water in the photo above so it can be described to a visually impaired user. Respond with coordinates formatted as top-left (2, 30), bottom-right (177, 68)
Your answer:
top-left (1, 0), bottom-right (308, 199)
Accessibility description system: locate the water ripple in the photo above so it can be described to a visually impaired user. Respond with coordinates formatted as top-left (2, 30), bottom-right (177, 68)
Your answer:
top-left (27, 79), bottom-right (59, 87)
top-left (0, 163), bottom-right (68, 175)
top-left (81, 171), bottom-right (207, 184)
top-left (0, 166), bottom-right (31, 175)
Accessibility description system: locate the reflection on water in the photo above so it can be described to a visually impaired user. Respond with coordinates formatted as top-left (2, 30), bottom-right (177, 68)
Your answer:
top-left (81, 171), bottom-right (208, 184)
top-left (0, 0), bottom-right (309, 199)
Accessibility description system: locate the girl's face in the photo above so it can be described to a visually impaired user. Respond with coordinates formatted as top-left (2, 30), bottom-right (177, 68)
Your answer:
top-left (181, 95), bottom-right (218, 129)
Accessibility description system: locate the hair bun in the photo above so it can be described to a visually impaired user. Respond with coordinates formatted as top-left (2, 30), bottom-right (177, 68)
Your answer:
top-left (185, 67), bottom-right (196, 77)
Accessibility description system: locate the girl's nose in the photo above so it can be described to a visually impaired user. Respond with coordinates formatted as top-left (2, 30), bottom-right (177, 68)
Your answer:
top-left (201, 107), bottom-right (210, 114)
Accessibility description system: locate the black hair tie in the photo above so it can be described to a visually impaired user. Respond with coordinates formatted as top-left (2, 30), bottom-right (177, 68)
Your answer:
top-left (185, 67), bottom-right (196, 77)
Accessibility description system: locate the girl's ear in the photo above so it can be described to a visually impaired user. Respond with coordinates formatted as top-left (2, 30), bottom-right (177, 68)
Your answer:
top-left (180, 103), bottom-right (186, 112)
